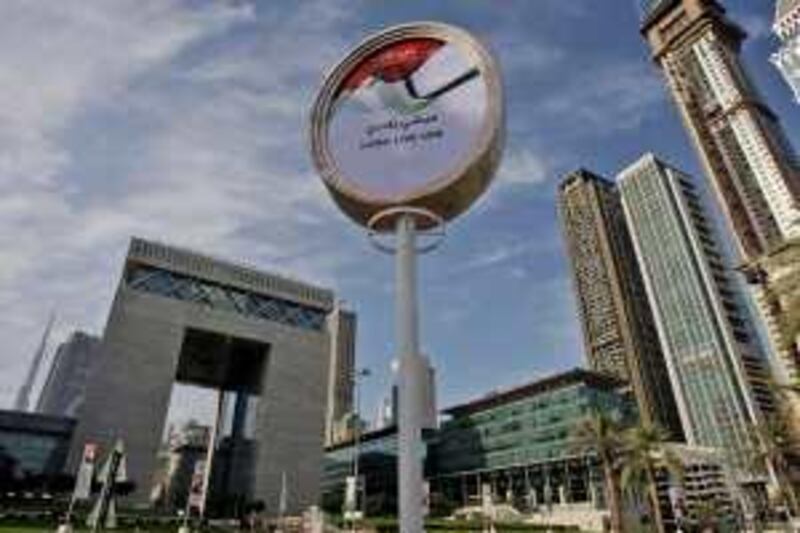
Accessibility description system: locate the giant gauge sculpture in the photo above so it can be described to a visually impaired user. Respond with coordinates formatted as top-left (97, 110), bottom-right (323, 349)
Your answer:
top-left (310, 22), bottom-right (504, 532)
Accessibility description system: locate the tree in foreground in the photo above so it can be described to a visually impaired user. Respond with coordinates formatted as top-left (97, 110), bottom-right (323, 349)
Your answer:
top-left (572, 411), bottom-right (626, 533)
top-left (620, 424), bottom-right (681, 533)
top-left (692, 499), bottom-right (720, 533)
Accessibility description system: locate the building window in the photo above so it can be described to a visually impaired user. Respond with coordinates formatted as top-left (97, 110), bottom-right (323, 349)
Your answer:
top-left (126, 265), bottom-right (328, 332)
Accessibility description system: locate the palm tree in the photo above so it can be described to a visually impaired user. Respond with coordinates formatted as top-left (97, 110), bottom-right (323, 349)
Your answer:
top-left (620, 424), bottom-right (681, 533)
top-left (572, 411), bottom-right (626, 533)
top-left (749, 416), bottom-right (799, 520)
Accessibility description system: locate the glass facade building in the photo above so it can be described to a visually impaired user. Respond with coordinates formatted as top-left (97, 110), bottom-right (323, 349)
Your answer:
top-left (619, 154), bottom-right (774, 475)
top-left (322, 370), bottom-right (631, 521)
top-left (0, 410), bottom-right (75, 487)
top-left (127, 264), bottom-right (329, 332)
top-left (322, 426), bottom-right (402, 516)
top-left (429, 369), bottom-right (632, 513)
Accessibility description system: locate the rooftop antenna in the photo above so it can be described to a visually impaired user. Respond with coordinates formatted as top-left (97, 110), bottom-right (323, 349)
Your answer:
top-left (14, 311), bottom-right (56, 412)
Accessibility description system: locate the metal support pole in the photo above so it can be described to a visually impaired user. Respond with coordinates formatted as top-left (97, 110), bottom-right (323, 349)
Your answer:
top-left (351, 368), bottom-right (370, 532)
top-left (352, 389), bottom-right (361, 533)
top-left (396, 214), bottom-right (425, 533)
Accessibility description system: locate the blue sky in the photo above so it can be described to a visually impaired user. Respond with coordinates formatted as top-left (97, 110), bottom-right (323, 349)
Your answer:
top-left (1, 1), bottom-right (797, 425)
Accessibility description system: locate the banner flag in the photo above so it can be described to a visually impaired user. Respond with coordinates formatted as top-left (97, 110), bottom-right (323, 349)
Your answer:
top-left (73, 442), bottom-right (97, 501)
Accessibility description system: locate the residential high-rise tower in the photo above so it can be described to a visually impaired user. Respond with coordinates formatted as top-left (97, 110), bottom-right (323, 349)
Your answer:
top-left (558, 169), bottom-right (683, 438)
top-left (619, 154), bottom-right (775, 474)
top-left (641, 0), bottom-right (800, 260)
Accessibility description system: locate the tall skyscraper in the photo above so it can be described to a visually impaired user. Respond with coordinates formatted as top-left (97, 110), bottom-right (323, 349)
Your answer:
top-left (641, 0), bottom-right (800, 260)
top-left (324, 305), bottom-right (357, 445)
top-left (619, 154), bottom-right (775, 473)
top-left (772, 0), bottom-right (800, 103)
top-left (14, 314), bottom-right (55, 412)
top-left (375, 384), bottom-right (398, 430)
top-left (36, 331), bottom-right (102, 418)
top-left (558, 169), bottom-right (683, 438)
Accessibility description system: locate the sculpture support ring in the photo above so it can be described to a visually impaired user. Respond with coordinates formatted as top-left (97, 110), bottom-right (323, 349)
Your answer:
top-left (367, 206), bottom-right (446, 255)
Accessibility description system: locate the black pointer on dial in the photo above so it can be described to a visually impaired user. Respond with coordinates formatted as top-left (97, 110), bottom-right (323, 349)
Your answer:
top-left (404, 67), bottom-right (480, 102)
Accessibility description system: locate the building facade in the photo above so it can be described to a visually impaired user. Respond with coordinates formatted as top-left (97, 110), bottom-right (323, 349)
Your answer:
top-left (619, 154), bottom-right (774, 476)
top-left (742, 240), bottom-right (800, 479)
top-left (429, 369), bottom-right (632, 530)
top-left (641, 0), bottom-right (800, 260)
top-left (70, 238), bottom-right (337, 515)
top-left (743, 242), bottom-right (800, 387)
top-left (322, 370), bottom-right (632, 529)
top-left (558, 169), bottom-right (683, 438)
top-left (772, 0), bottom-right (800, 103)
top-left (655, 444), bottom-right (740, 530)
top-left (374, 384), bottom-right (398, 431)
top-left (325, 306), bottom-right (357, 446)
top-left (322, 425), bottom-right (401, 517)
top-left (36, 331), bottom-right (102, 419)
top-left (0, 410), bottom-right (75, 489)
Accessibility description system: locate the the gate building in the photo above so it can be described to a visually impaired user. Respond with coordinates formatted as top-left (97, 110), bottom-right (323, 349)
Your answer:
top-left (70, 238), bottom-right (346, 515)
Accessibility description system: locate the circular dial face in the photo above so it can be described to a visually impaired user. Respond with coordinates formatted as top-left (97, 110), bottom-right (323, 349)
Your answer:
top-left (327, 37), bottom-right (488, 201)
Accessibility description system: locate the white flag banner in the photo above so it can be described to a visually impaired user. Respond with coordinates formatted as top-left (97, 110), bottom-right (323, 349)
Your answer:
top-left (481, 483), bottom-right (494, 519)
top-left (344, 476), bottom-right (357, 514)
top-left (73, 442), bottom-right (97, 501)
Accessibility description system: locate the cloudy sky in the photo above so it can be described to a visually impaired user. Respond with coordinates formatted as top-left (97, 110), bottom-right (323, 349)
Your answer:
top-left (1, 0), bottom-right (798, 424)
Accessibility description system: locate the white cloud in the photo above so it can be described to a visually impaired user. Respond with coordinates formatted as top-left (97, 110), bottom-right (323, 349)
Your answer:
top-left (451, 244), bottom-right (530, 278)
top-left (497, 147), bottom-right (550, 187)
top-left (495, 39), bottom-right (566, 75)
top-left (736, 12), bottom-right (771, 41)
top-left (0, 0), bottom-right (361, 407)
top-left (539, 61), bottom-right (665, 134)
top-left (0, 2), bottom-right (252, 183)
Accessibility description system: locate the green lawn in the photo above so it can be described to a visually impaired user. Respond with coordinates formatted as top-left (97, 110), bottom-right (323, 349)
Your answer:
top-left (0, 526), bottom-right (177, 533)
top-left (1, 529), bottom-right (59, 532)
top-left (0, 521), bottom-right (234, 533)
